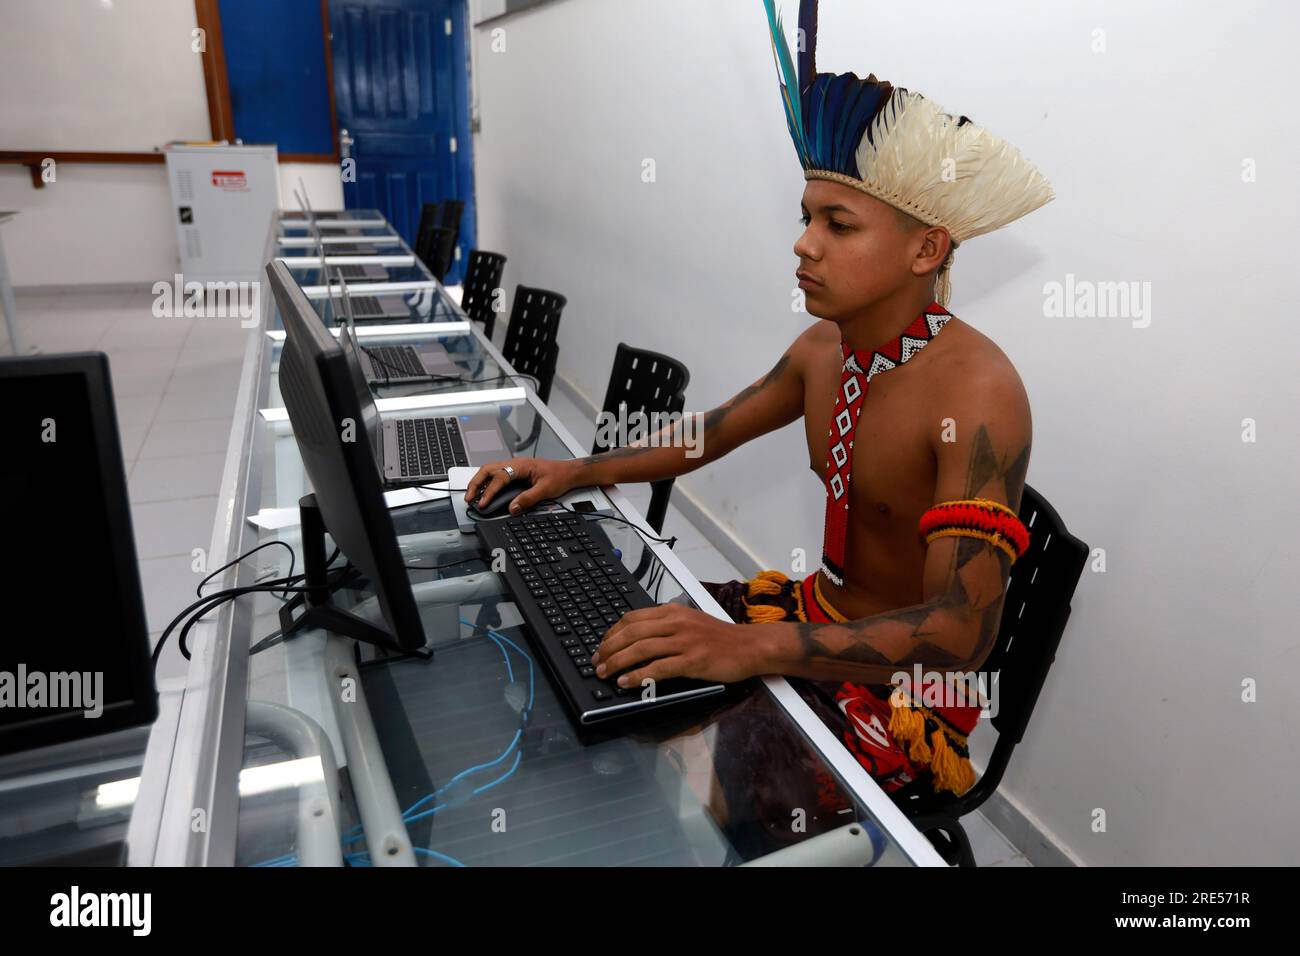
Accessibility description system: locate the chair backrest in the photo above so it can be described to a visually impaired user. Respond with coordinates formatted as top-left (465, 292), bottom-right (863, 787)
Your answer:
top-left (980, 484), bottom-right (1089, 747)
top-left (501, 286), bottom-right (567, 402)
top-left (414, 203), bottom-right (441, 263)
top-left (439, 200), bottom-right (466, 272)
top-left (439, 199), bottom-right (465, 236)
top-left (592, 344), bottom-right (691, 454)
top-left (426, 226), bottom-right (456, 281)
top-left (460, 249), bottom-right (507, 339)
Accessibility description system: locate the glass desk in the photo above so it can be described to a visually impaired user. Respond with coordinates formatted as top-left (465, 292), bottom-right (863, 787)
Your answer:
top-left (0, 729), bottom-right (152, 866)
top-left (279, 208), bottom-right (390, 228)
top-left (125, 213), bottom-right (944, 867)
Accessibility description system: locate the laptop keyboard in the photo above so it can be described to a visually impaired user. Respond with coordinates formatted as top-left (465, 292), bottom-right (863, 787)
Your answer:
top-left (366, 345), bottom-right (424, 380)
top-left (395, 416), bottom-right (469, 479)
top-left (352, 296), bottom-right (394, 319)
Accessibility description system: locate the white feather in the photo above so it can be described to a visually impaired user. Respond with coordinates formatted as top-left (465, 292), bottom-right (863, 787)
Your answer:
top-left (843, 90), bottom-right (1054, 244)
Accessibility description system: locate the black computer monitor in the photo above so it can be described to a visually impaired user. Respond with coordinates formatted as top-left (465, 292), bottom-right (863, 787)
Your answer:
top-left (0, 353), bottom-right (158, 757)
top-left (266, 259), bottom-right (427, 651)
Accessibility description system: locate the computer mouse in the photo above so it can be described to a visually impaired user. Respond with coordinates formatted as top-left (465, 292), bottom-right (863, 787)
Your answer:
top-left (467, 478), bottom-right (531, 520)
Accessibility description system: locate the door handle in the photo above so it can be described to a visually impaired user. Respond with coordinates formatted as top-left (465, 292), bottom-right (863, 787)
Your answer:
top-left (339, 128), bottom-right (354, 160)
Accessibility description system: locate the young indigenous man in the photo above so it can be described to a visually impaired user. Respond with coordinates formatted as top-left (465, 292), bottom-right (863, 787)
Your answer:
top-left (464, 0), bottom-right (1053, 801)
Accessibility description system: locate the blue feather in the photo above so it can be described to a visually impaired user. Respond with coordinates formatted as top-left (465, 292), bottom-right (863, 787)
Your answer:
top-left (763, 0), bottom-right (808, 164)
top-left (797, 0), bottom-right (819, 84)
top-left (762, 0), bottom-right (895, 179)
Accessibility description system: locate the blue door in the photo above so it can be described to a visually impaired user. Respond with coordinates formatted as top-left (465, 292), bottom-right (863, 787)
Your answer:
top-left (329, 0), bottom-right (474, 284)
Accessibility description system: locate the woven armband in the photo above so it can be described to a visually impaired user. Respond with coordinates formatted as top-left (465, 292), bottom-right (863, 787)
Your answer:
top-left (918, 498), bottom-right (1030, 565)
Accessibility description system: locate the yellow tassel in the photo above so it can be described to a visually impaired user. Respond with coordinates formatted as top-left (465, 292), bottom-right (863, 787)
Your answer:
top-left (740, 570), bottom-right (792, 623)
top-left (889, 705), bottom-right (932, 763)
top-left (742, 602), bottom-right (789, 624)
top-left (746, 570), bottom-right (788, 597)
top-left (927, 727), bottom-right (977, 796)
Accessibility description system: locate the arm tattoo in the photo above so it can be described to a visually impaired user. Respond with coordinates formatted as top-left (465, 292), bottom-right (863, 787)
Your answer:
top-left (699, 353), bottom-right (790, 438)
top-left (967, 424), bottom-right (1030, 512)
top-left (789, 428), bottom-right (1030, 683)
top-left (575, 354), bottom-right (793, 469)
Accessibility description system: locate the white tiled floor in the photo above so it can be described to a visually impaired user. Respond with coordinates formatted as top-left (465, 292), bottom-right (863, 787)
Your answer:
top-left (10, 288), bottom-right (1030, 865)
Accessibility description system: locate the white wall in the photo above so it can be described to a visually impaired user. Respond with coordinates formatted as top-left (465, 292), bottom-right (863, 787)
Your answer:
top-left (0, 1), bottom-right (344, 288)
top-left (472, 0), bottom-right (1300, 864)
top-left (0, 0), bottom-right (211, 152)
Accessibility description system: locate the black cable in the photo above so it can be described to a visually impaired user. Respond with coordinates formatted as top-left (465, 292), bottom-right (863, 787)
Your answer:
top-left (405, 554), bottom-right (488, 573)
top-left (158, 543), bottom-right (344, 666)
top-left (362, 345), bottom-right (466, 388)
top-left (177, 562), bottom-right (356, 662)
top-left (154, 579), bottom-right (312, 667)
top-left (197, 540), bottom-right (298, 601)
top-left (535, 497), bottom-right (678, 548)
top-left (420, 371), bottom-right (541, 394)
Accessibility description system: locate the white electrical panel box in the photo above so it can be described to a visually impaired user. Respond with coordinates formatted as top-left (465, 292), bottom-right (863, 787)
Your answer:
top-left (165, 144), bottom-right (280, 286)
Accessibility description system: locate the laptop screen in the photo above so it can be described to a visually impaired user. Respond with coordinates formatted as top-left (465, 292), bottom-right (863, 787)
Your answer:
top-left (335, 310), bottom-right (382, 462)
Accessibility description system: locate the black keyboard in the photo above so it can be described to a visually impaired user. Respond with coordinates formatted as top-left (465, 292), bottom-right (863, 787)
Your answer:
top-left (366, 344), bottom-right (424, 380)
top-left (395, 416), bottom-right (469, 479)
top-left (476, 512), bottom-right (725, 723)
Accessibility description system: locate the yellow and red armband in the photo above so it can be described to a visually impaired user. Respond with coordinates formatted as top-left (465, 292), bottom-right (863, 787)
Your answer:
top-left (918, 498), bottom-right (1030, 565)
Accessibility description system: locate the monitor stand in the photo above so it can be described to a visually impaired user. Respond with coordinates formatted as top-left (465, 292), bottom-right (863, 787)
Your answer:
top-left (278, 494), bottom-right (430, 659)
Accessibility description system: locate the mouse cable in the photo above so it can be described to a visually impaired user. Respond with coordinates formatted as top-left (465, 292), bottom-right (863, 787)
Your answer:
top-left (536, 497), bottom-right (678, 548)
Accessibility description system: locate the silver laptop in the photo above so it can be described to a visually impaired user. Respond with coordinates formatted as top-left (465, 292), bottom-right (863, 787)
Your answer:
top-left (335, 278), bottom-right (457, 385)
top-left (334, 262), bottom-right (390, 280)
top-left (348, 293), bottom-right (411, 321)
top-left (335, 307), bottom-right (510, 485)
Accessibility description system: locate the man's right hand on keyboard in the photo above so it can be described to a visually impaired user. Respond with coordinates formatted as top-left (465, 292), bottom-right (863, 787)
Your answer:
top-left (465, 457), bottom-right (586, 515)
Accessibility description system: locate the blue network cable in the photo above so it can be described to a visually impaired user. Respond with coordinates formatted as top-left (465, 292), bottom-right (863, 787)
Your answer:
top-left (399, 621), bottom-right (535, 822)
top-left (414, 847), bottom-right (466, 867)
top-left (322, 621), bottom-right (535, 868)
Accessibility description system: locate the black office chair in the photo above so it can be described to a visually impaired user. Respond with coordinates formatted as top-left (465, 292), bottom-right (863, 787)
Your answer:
top-left (414, 202), bottom-right (441, 264)
top-left (439, 199), bottom-right (466, 280)
top-left (461, 249), bottom-right (508, 340)
top-left (425, 226), bottom-right (456, 282)
top-left (440, 199), bottom-right (465, 241)
top-left (501, 286), bottom-right (566, 403)
top-left (892, 484), bottom-right (1089, 866)
top-left (592, 343), bottom-right (690, 535)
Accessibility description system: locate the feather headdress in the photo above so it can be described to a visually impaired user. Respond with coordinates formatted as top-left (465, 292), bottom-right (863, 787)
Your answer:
top-left (763, 0), bottom-right (1053, 305)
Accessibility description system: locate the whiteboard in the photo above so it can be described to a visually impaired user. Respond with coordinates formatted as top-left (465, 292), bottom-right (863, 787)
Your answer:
top-left (0, 0), bottom-right (212, 151)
